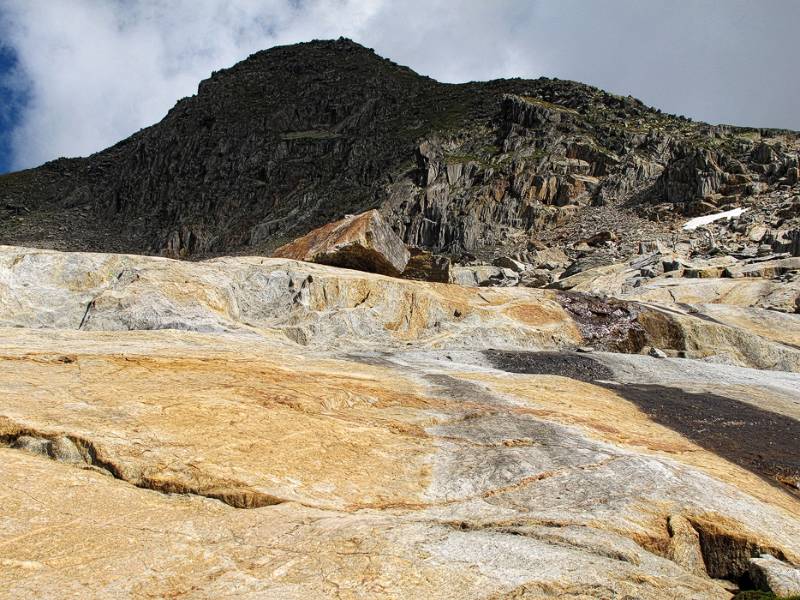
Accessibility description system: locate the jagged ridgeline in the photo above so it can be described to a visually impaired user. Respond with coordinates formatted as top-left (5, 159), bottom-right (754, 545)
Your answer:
top-left (1, 37), bottom-right (797, 258)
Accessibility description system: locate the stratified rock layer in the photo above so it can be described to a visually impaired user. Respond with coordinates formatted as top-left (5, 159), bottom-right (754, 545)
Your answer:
top-left (1, 245), bottom-right (799, 599)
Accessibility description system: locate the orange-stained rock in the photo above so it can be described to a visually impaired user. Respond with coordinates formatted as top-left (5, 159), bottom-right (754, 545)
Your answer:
top-left (273, 209), bottom-right (410, 276)
top-left (1, 245), bottom-right (800, 598)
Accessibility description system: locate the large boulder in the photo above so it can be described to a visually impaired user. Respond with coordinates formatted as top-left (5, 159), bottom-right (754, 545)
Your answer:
top-left (561, 255), bottom-right (614, 279)
top-left (273, 210), bottom-right (410, 276)
top-left (492, 256), bottom-right (527, 272)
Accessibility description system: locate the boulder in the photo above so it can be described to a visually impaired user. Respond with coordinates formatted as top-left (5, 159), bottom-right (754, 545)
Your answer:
top-left (748, 554), bottom-right (800, 597)
top-left (492, 256), bottom-right (527, 272)
top-left (682, 256), bottom-right (739, 278)
top-left (583, 231), bottom-right (617, 247)
top-left (747, 224), bottom-right (768, 243)
top-left (273, 210), bottom-right (410, 276)
top-left (724, 257), bottom-right (800, 279)
top-left (562, 255), bottom-right (614, 278)
top-left (771, 228), bottom-right (800, 256)
top-left (529, 246), bottom-right (570, 270)
top-left (450, 265), bottom-right (519, 287)
top-left (547, 262), bottom-right (630, 293)
top-left (401, 247), bottom-right (451, 283)
top-left (518, 268), bottom-right (554, 288)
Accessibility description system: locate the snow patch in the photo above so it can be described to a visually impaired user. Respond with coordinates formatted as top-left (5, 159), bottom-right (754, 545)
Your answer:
top-left (683, 208), bottom-right (748, 231)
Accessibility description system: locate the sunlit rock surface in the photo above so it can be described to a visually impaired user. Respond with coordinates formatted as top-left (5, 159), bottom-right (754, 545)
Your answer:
top-left (1, 246), bottom-right (799, 599)
top-left (272, 209), bottom-right (410, 276)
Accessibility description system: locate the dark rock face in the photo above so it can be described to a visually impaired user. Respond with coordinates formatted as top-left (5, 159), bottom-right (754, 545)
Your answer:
top-left (1, 38), bottom-right (799, 261)
top-left (657, 148), bottom-right (724, 204)
top-left (2, 38), bottom-right (461, 256)
top-left (401, 247), bottom-right (451, 283)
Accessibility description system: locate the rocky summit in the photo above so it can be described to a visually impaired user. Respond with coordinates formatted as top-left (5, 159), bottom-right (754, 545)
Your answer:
top-left (1, 38), bottom-right (800, 600)
top-left (1, 37), bottom-right (799, 268)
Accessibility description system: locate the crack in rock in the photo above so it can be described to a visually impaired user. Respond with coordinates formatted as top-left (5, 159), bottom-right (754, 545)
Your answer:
top-left (0, 423), bottom-right (287, 510)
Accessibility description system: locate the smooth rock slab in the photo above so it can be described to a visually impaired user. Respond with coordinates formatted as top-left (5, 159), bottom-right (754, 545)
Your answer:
top-left (1, 246), bottom-right (800, 597)
top-left (1, 328), bottom-right (800, 598)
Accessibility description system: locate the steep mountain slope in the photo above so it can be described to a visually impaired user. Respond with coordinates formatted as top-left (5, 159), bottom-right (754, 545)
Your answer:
top-left (1, 38), bottom-right (798, 261)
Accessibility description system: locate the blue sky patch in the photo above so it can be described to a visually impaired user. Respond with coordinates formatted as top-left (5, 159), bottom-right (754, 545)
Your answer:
top-left (0, 44), bottom-right (26, 174)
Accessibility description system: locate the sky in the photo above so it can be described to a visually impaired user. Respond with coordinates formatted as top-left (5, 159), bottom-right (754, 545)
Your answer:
top-left (0, 0), bottom-right (798, 174)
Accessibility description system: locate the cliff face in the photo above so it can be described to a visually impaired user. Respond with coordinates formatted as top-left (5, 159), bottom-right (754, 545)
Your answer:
top-left (1, 38), bottom-right (798, 260)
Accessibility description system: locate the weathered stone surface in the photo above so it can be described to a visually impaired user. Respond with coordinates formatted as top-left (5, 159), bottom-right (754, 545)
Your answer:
top-left (0, 246), bottom-right (584, 350)
top-left (401, 247), bottom-right (451, 282)
top-left (2, 245), bottom-right (800, 598)
top-left (0, 331), bottom-right (798, 599)
top-left (272, 209), bottom-right (410, 276)
top-left (450, 265), bottom-right (520, 288)
top-left (622, 276), bottom-right (800, 313)
top-left (749, 554), bottom-right (800, 596)
top-left (724, 256), bottom-right (800, 278)
top-left (3, 245), bottom-right (799, 370)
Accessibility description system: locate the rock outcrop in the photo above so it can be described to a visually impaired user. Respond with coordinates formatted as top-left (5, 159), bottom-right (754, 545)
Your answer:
top-left (1, 39), bottom-right (798, 268)
top-left (1, 245), bottom-right (800, 598)
top-left (272, 209), bottom-right (410, 276)
top-left (401, 246), bottom-right (452, 282)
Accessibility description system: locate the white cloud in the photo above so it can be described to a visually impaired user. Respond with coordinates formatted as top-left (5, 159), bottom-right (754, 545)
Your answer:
top-left (1, 0), bottom-right (799, 170)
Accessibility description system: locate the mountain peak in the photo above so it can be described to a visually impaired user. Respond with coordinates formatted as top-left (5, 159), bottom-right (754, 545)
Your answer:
top-left (0, 39), bottom-right (798, 266)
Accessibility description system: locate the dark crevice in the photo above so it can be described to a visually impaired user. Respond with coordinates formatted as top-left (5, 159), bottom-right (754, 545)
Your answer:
top-left (442, 519), bottom-right (640, 566)
top-left (689, 517), bottom-right (790, 591)
top-left (77, 299), bottom-right (95, 330)
top-left (0, 425), bottom-right (287, 509)
top-left (353, 289), bottom-right (371, 308)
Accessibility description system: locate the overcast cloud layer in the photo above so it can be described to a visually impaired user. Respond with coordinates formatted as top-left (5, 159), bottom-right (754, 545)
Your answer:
top-left (1, 0), bottom-right (798, 171)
